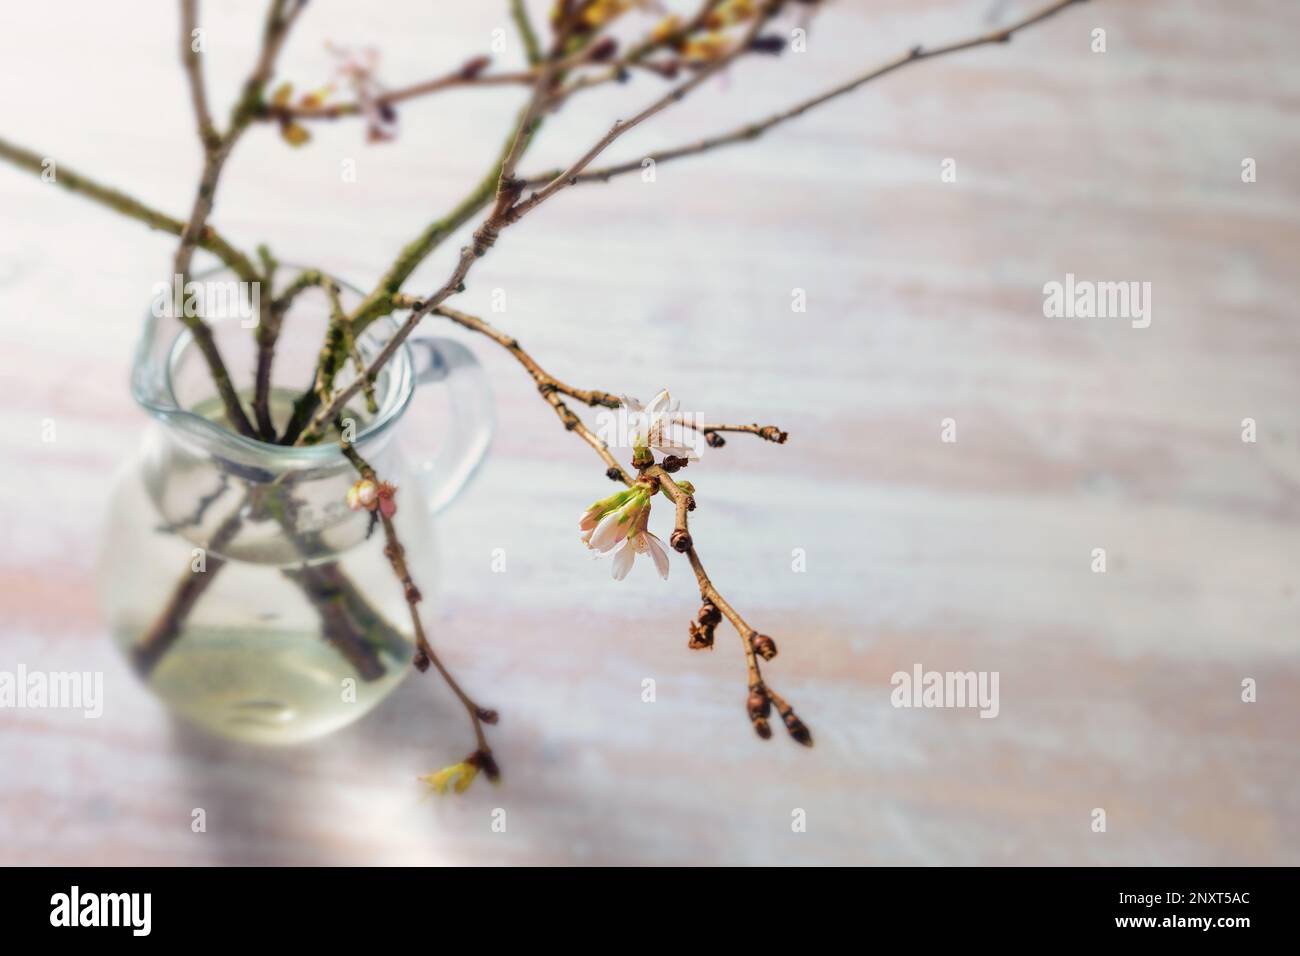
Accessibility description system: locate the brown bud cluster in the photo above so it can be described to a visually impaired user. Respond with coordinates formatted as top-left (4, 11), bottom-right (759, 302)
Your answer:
top-left (704, 430), bottom-right (726, 448)
top-left (476, 707), bottom-right (499, 725)
top-left (670, 528), bottom-right (693, 553)
top-left (687, 601), bottom-right (721, 650)
top-left (413, 647), bottom-right (430, 672)
top-left (661, 455), bottom-right (690, 473)
top-left (751, 633), bottom-right (778, 660)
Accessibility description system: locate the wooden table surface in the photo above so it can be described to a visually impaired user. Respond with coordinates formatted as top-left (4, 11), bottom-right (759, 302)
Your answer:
top-left (1, 0), bottom-right (1297, 865)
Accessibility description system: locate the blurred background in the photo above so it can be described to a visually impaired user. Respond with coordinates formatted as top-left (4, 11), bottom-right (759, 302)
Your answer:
top-left (1, 0), bottom-right (1297, 864)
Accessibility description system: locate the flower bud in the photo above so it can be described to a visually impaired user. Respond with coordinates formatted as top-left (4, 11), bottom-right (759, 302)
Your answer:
top-left (346, 478), bottom-right (378, 511)
top-left (588, 36), bottom-right (619, 62)
top-left (751, 633), bottom-right (778, 661)
top-left (460, 55), bottom-right (491, 79)
top-left (670, 528), bottom-right (693, 553)
top-left (705, 431), bottom-right (726, 448)
top-left (782, 710), bottom-right (813, 747)
top-left (747, 690), bottom-right (771, 721)
top-left (468, 749), bottom-right (501, 783)
top-left (688, 620), bottom-right (714, 650)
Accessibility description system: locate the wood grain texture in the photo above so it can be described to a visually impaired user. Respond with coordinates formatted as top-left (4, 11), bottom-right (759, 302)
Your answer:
top-left (0, 0), bottom-right (1297, 865)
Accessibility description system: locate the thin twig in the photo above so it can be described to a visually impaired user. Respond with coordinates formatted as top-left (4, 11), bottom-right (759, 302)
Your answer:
top-left (510, 0), bottom-right (543, 67)
top-left (339, 438), bottom-right (498, 770)
top-left (525, 0), bottom-right (1089, 188)
top-left (0, 138), bottom-right (259, 282)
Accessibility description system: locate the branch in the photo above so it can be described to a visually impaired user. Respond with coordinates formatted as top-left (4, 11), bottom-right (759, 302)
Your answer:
top-left (390, 301), bottom-right (799, 742)
top-left (0, 137), bottom-right (259, 282)
top-left (511, 1), bottom-right (776, 220)
top-left (180, 0), bottom-right (219, 149)
top-left (170, 0), bottom-right (308, 439)
top-left (679, 419), bottom-right (788, 447)
top-left (254, 267), bottom-right (326, 438)
top-left (523, 0), bottom-right (1088, 188)
top-left (293, 10), bottom-right (773, 442)
top-left (646, 464), bottom-right (809, 745)
top-left (424, 302), bottom-right (629, 481)
top-left (340, 438), bottom-right (500, 781)
top-left (259, 60), bottom-right (535, 122)
top-left (510, 0), bottom-right (544, 67)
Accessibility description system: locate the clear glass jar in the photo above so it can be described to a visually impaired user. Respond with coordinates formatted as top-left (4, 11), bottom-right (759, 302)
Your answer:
top-left (100, 267), bottom-right (492, 744)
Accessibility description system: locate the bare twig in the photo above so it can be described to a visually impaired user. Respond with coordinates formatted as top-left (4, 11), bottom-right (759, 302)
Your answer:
top-left (180, 0), bottom-right (219, 149)
top-left (260, 62), bottom-right (535, 122)
top-left (0, 137), bottom-right (259, 282)
top-left (422, 302), bottom-right (629, 481)
top-left (526, 0), bottom-right (1088, 188)
top-left (293, 10), bottom-right (771, 442)
top-left (339, 438), bottom-right (499, 775)
top-left (510, 0), bottom-right (544, 66)
top-left (170, 0), bottom-right (308, 439)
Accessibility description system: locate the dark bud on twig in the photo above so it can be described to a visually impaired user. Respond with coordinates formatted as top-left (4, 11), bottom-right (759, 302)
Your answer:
top-left (588, 37), bottom-right (619, 63)
top-left (468, 749), bottom-right (501, 783)
top-left (688, 602), bottom-right (720, 649)
top-left (705, 430), bottom-right (726, 448)
top-left (605, 466), bottom-right (623, 482)
top-left (751, 633), bottom-right (778, 661)
top-left (782, 709), bottom-right (813, 747)
top-left (661, 454), bottom-right (689, 473)
top-left (413, 647), bottom-right (430, 672)
top-left (747, 689), bottom-right (772, 721)
top-left (476, 706), bottom-right (499, 725)
top-left (749, 35), bottom-right (786, 55)
top-left (670, 529), bottom-right (693, 553)
top-left (753, 717), bottom-right (773, 740)
top-left (460, 55), bottom-right (491, 80)
top-left (404, 583), bottom-right (422, 604)
top-left (758, 425), bottom-right (788, 444)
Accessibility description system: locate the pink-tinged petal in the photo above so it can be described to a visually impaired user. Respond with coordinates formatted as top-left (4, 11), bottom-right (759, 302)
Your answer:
top-left (644, 389), bottom-right (671, 420)
top-left (579, 508), bottom-right (601, 532)
top-left (642, 531), bottom-right (670, 579)
top-left (588, 508), bottom-right (628, 553)
top-left (378, 496), bottom-right (397, 519)
top-left (611, 540), bottom-right (636, 580)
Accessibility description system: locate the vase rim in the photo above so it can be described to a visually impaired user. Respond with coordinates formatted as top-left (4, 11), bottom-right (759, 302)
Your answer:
top-left (132, 263), bottom-right (414, 469)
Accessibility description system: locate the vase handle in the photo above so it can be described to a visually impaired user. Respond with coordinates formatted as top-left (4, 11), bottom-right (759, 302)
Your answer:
top-left (407, 336), bottom-right (494, 514)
